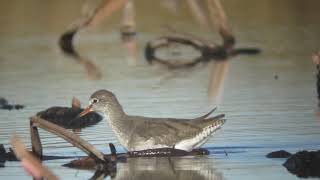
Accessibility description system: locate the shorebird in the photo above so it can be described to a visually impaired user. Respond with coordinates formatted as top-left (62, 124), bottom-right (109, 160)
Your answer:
top-left (79, 90), bottom-right (226, 152)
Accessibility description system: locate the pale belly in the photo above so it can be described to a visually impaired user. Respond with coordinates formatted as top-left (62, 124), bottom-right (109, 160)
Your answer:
top-left (127, 139), bottom-right (171, 151)
top-left (114, 120), bottom-right (222, 152)
top-left (126, 132), bottom-right (214, 152)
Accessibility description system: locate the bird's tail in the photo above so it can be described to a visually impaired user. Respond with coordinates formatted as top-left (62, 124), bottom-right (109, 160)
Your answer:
top-left (190, 108), bottom-right (226, 129)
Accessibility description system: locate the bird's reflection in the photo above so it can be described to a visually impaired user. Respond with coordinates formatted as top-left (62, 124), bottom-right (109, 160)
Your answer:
top-left (110, 157), bottom-right (223, 180)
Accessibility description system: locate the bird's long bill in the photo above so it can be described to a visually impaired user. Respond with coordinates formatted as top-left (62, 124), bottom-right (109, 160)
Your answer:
top-left (78, 105), bottom-right (93, 117)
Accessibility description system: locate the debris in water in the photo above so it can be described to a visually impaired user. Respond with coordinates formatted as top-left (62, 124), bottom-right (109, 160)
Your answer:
top-left (0, 97), bottom-right (24, 110)
top-left (283, 150), bottom-right (320, 178)
top-left (36, 97), bottom-right (102, 130)
top-left (266, 150), bottom-right (291, 158)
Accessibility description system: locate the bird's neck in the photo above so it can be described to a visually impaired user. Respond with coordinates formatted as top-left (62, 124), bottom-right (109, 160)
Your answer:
top-left (103, 101), bottom-right (132, 149)
top-left (103, 100), bottom-right (129, 130)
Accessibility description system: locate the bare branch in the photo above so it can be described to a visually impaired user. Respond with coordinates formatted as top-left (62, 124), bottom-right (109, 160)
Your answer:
top-left (30, 116), bottom-right (106, 163)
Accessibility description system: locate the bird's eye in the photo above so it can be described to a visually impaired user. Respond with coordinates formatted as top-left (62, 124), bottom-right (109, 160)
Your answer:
top-left (91, 98), bottom-right (99, 104)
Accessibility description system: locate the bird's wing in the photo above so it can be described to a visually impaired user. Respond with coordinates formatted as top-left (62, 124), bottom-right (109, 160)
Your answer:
top-left (128, 116), bottom-right (201, 147)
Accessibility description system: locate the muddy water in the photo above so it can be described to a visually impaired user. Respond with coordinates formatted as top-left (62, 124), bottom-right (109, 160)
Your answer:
top-left (0, 0), bottom-right (320, 179)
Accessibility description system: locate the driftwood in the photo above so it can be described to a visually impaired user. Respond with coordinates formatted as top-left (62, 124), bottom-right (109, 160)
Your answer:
top-left (30, 116), bottom-right (106, 163)
top-left (10, 135), bottom-right (59, 180)
top-left (29, 116), bottom-right (119, 178)
top-left (9, 135), bottom-right (120, 179)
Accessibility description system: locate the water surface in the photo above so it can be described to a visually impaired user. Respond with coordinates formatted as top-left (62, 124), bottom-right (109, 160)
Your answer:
top-left (0, 0), bottom-right (320, 179)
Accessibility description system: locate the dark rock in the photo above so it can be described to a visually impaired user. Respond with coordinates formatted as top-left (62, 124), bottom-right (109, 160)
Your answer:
top-left (0, 144), bottom-right (5, 154)
top-left (0, 146), bottom-right (18, 163)
top-left (14, 105), bottom-right (24, 110)
top-left (266, 150), bottom-right (291, 158)
top-left (0, 97), bottom-right (24, 110)
top-left (0, 98), bottom-right (8, 107)
top-left (283, 150), bottom-right (320, 178)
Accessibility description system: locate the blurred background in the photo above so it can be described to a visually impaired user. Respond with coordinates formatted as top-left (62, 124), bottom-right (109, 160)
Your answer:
top-left (0, 0), bottom-right (320, 179)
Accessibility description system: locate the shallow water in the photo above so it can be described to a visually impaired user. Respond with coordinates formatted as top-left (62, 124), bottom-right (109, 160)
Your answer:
top-left (1, 0), bottom-right (320, 179)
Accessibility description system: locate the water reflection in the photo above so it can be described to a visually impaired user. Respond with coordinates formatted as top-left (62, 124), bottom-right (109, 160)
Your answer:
top-left (59, 0), bottom-right (128, 79)
top-left (162, 0), bottom-right (181, 14)
top-left (1, 0), bottom-right (320, 179)
top-left (114, 157), bottom-right (223, 180)
top-left (186, 0), bottom-right (210, 29)
top-left (121, 0), bottom-right (138, 65)
top-left (208, 61), bottom-right (229, 105)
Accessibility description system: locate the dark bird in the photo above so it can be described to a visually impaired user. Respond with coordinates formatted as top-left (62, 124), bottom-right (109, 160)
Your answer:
top-left (36, 97), bottom-right (102, 129)
top-left (79, 90), bottom-right (226, 152)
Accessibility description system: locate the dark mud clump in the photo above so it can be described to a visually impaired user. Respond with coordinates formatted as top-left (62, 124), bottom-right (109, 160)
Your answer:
top-left (266, 150), bottom-right (291, 158)
top-left (36, 107), bottom-right (102, 129)
top-left (0, 145), bottom-right (19, 165)
top-left (0, 98), bottom-right (24, 110)
top-left (283, 150), bottom-right (320, 178)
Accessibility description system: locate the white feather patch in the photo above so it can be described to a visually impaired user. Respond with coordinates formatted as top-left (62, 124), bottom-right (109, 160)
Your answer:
top-left (174, 123), bottom-right (222, 151)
